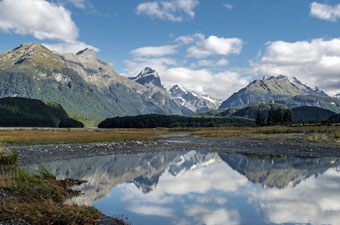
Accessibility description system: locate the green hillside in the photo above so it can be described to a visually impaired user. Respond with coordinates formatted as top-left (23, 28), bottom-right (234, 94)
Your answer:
top-left (325, 114), bottom-right (340, 123)
top-left (0, 97), bottom-right (82, 127)
top-left (292, 106), bottom-right (336, 123)
top-left (194, 103), bottom-right (288, 120)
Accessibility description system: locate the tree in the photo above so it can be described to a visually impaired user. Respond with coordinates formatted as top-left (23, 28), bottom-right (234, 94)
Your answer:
top-left (255, 111), bottom-right (265, 126)
top-left (283, 109), bottom-right (293, 124)
top-left (267, 107), bottom-right (274, 125)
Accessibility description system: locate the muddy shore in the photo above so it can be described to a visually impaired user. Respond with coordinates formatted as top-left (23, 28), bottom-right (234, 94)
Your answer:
top-left (9, 132), bottom-right (340, 165)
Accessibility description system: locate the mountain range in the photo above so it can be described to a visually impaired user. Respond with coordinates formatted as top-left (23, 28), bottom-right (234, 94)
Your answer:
top-left (0, 43), bottom-right (184, 118)
top-left (129, 67), bottom-right (222, 113)
top-left (0, 43), bottom-right (339, 119)
top-left (219, 75), bottom-right (340, 113)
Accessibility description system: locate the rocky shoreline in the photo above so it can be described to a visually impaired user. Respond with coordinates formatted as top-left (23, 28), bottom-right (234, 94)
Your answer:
top-left (10, 132), bottom-right (340, 166)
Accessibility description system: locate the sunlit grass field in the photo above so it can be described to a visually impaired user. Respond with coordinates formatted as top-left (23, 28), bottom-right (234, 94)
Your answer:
top-left (0, 125), bottom-right (338, 145)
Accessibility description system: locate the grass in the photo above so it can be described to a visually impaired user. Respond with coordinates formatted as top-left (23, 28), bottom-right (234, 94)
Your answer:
top-left (0, 128), bottom-right (169, 145)
top-left (191, 125), bottom-right (340, 145)
top-left (0, 151), bottom-right (128, 225)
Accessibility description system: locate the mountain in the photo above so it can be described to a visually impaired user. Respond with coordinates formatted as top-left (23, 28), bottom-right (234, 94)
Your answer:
top-left (0, 97), bottom-right (82, 127)
top-left (334, 94), bottom-right (340, 100)
top-left (194, 103), bottom-right (288, 120)
top-left (219, 75), bottom-right (335, 110)
top-left (291, 106), bottom-right (336, 123)
top-left (0, 43), bottom-right (184, 118)
top-left (130, 67), bottom-right (193, 115)
top-left (129, 67), bottom-right (164, 89)
top-left (169, 84), bottom-right (222, 113)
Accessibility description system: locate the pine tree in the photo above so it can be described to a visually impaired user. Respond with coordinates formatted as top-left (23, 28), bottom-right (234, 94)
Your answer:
top-left (267, 107), bottom-right (274, 125)
top-left (283, 109), bottom-right (293, 124)
top-left (256, 111), bottom-right (265, 126)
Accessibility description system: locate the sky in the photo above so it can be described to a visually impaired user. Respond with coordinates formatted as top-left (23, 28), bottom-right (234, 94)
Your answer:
top-left (0, 0), bottom-right (340, 100)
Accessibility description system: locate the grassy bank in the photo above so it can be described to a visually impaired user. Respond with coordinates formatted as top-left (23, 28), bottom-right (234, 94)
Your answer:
top-left (0, 128), bottom-right (169, 145)
top-left (0, 149), bottom-right (127, 225)
top-left (191, 125), bottom-right (340, 145)
top-left (0, 126), bottom-right (338, 146)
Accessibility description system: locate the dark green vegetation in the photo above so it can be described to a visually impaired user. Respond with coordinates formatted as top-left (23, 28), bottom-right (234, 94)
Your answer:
top-left (195, 103), bottom-right (338, 125)
top-left (0, 151), bottom-right (127, 225)
top-left (98, 114), bottom-right (254, 128)
top-left (292, 106), bottom-right (336, 123)
top-left (0, 97), bottom-right (83, 128)
top-left (324, 114), bottom-right (340, 124)
top-left (58, 118), bottom-right (84, 128)
top-left (195, 103), bottom-right (288, 120)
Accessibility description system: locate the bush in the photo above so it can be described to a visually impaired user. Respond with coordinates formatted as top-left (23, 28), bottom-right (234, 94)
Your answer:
top-left (58, 118), bottom-right (84, 128)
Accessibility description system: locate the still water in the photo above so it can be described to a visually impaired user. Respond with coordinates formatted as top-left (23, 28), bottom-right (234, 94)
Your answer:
top-left (30, 151), bottom-right (340, 225)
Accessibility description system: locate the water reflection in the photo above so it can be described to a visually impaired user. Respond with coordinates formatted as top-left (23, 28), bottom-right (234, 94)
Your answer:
top-left (30, 151), bottom-right (340, 225)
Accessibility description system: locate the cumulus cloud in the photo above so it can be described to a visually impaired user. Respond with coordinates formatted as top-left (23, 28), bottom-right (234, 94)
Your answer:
top-left (124, 56), bottom-right (248, 99)
top-left (191, 58), bottom-right (229, 68)
top-left (43, 41), bottom-right (99, 54)
top-left (136, 0), bottom-right (199, 22)
top-left (310, 2), bottom-right (340, 22)
top-left (130, 45), bottom-right (177, 57)
top-left (187, 35), bottom-right (243, 58)
top-left (0, 0), bottom-right (78, 42)
top-left (252, 38), bottom-right (340, 95)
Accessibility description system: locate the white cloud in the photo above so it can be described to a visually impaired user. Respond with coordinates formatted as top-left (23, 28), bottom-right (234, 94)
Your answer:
top-left (223, 3), bottom-right (233, 10)
top-left (187, 35), bottom-right (243, 58)
top-left (129, 205), bottom-right (173, 217)
top-left (68, 0), bottom-right (86, 9)
top-left (43, 41), bottom-right (99, 54)
top-left (0, 0), bottom-right (78, 42)
top-left (252, 38), bottom-right (340, 96)
top-left (136, 0), bottom-right (199, 22)
top-left (310, 2), bottom-right (340, 22)
top-left (162, 67), bottom-right (249, 99)
top-left (191, 58), bottom-right (229, 68)
top-left (130, 45), bottom-right (177, 57)
top-left (124, 56), bottom-right (248, 99)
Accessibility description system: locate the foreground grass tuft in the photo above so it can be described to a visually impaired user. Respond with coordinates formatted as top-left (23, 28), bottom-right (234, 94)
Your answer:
top-left (0, 151), bottom-right (128, 225)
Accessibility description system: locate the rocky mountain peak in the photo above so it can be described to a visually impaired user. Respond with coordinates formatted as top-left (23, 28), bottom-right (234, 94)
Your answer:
top-left (76, 48), bottom-right (96, 57)
top-left (136, 67), bottom-right (160, 78)
top-left (334, 93), bottom-right (340, 99)
top-left (0, 43), bottom-right (65, 70)
top-left (220, 74), bottom-right (330, 109)
top-left (169, 84), bottom-right (221, 113)
top-left (130, 67), bottom-right (163, 89)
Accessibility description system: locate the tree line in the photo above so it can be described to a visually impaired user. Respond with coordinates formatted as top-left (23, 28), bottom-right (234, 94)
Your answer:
top-left (98, 114), bottom-right (254, 128)
top-left (255, 107), bottom-right (293, 126)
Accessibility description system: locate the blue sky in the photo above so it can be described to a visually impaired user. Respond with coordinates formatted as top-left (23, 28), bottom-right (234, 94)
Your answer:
top-left (0, 0), bottom-right (339, 99)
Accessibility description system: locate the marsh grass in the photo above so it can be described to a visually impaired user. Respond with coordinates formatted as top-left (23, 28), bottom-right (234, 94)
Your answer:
top-left (192, 126), bottom-right (340, 144)
top-left (0, 151), bottom-right (127, 225)
top-left (0, 128), bottom-right (169, 145)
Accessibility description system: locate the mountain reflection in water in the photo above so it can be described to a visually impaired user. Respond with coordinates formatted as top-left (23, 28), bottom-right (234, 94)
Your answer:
top-left (29, 151), bottom-right (340, 225)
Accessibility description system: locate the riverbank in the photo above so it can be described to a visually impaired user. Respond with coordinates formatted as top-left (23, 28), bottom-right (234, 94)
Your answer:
top-left (10, 131), bottom-right (340, 166)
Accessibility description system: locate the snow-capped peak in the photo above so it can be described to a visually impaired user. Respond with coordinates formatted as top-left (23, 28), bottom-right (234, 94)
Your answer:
top-left (168, 84), bottom-right (222, 113)
top-left (334, 93), bottom-right (340, 99)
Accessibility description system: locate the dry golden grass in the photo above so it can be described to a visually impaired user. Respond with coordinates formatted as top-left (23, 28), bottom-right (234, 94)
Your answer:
top-left (191, 125), bottom-right (340, 145)
top-left (0, 128), bottom-right (169, 145)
